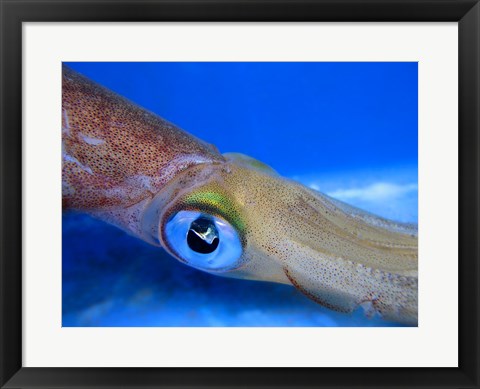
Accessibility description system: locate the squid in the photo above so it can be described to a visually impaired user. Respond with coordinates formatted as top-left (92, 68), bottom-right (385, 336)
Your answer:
top-left (62, 65), bottom-right (418, 325)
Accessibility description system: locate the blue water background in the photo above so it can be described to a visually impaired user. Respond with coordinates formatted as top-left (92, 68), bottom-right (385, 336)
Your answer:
top-left (63, 62), bottom-right (418, 327)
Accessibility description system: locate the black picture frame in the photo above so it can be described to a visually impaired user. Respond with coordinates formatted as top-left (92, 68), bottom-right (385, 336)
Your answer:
top-left (1, 1), bottom-right (479, 388)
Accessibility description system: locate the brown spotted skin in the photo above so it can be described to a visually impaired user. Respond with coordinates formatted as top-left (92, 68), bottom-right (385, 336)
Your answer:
top-left (62, 67), bottom-right (418, 325)
top-left (62, 65), bottom-right (224, 212)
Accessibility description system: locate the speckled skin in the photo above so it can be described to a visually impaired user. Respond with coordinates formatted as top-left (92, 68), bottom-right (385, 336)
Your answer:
top-left (63, 67), bottom-right (418, 325)
top-left (62, 66), bottom-right (224, 209)
top-left (62, 65), bottom-right (224, 235)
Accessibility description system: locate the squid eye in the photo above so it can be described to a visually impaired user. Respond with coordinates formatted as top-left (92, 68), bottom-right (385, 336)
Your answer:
top-left (187, 217), bottom-right (219, 254)
top-left (164, 210), bottom-right (242, 271)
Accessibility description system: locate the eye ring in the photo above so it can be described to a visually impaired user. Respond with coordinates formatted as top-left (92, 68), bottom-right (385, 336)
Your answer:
top-left (163, 210), bottom-right (243, 272)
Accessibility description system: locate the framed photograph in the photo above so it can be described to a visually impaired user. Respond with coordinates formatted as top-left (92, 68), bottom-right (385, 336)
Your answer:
top-left (1, 1), bottom-right (479, 388)
top-left (61, 61), bottom-right (419, 329)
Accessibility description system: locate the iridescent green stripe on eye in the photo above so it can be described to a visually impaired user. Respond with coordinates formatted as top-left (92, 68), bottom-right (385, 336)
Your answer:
top-left (183, 190), bottom-right (246, 235)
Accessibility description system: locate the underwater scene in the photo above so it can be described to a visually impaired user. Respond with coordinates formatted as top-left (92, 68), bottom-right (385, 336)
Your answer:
top-left (62, 62), bottom-right (418, 327)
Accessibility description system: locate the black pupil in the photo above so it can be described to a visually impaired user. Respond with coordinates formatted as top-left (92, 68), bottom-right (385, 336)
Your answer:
top-left (187, 217), bottom-right (220, 254)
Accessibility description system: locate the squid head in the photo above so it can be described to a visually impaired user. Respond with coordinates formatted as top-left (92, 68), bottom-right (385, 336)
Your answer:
top-left (140, 153), bottom-right (418, 325)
